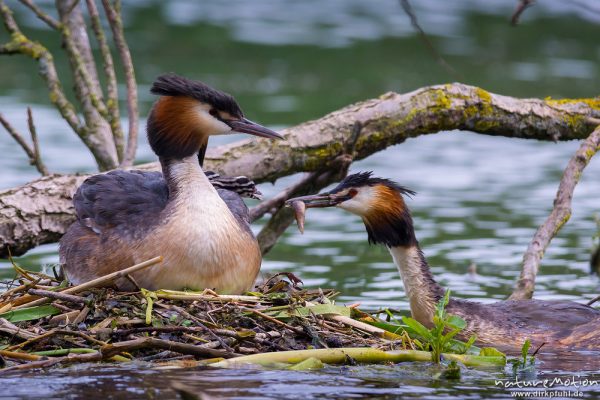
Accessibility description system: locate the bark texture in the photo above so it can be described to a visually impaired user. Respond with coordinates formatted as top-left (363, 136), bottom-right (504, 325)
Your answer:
top-left (1, 83), bottom-right (599, 257)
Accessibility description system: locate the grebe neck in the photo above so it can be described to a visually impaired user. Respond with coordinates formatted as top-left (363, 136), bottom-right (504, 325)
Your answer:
top-left (160, 155), bottom-right (214, 200)
top-left (389, 245), bottom-right (444, 326)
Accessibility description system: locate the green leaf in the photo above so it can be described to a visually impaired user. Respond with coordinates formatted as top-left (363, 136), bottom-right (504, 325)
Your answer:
top-left (479, 347), bottom-right (506, 358)
top-left (358, 318), bottom-right (405, 335)
top-left (267, 303), bottom-right (351, 319)
top-left (288, 357), bottom-right (324, 371)
top-left (401, 316), bottom-right (433, 341)
top-left (435, 290), bottom-right (451, 319)
top-left (521, 338), bottom-right (531, 362)
top-left (445, 314), bottom-right (467, 330)
top-left (0, 305), bottom-right (60, 322)
top-left (442, 328), bottom-right (461, 343)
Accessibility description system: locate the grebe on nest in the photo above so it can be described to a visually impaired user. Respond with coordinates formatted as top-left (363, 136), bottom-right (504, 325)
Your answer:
top-left (60, 74), bottom-right (282, 294)
top-left (288, 172), bottom-right (600, 353)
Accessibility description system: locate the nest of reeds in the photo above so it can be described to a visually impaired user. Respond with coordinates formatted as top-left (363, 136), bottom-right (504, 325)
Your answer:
top-left (0, 257), bottom-right (406, 373)
top-left (0, 257), bottom-right (507, 373)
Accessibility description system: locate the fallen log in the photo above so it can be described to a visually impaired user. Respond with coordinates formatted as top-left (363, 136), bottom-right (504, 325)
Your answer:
top-left (1, 83), bottom-right (598, 257)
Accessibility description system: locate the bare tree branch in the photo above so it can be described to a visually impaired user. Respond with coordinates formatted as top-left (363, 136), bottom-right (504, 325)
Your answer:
top-left (26, 107), bottom-right (49, 175)
top-left (0, 113), bottom-right (35, 162)
top-left (510, 123), bottom-right (600, 300)
top-left (0, 0), bottom-right (119, 171)
top-left (511, 0), bottom-right (535, 26)
top-left (56, 0), bottom-right (118, 169)
top-left (85, 0), bottom-right (124, 161)
top-left (101, 0), bottom-right (138, 167)
top-left (399, 0), bottom-right (461, 79)
top-left (0, 110), bottom-right (48, 176)
top-left (17, 0), bottom-right (60, 30)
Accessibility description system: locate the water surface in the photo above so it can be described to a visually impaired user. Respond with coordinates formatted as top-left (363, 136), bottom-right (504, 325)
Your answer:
top-left (1, 1), bottom-right (599, 398)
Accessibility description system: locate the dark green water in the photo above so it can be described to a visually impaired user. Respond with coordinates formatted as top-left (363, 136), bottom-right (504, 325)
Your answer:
top-left (1, 1), bottom-right (600, 398)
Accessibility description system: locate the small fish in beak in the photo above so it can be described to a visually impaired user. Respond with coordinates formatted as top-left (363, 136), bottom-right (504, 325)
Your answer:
top-left (285, 192), bottom-right (346, 234)
top-left (290, 200), bottom-right (306, 234)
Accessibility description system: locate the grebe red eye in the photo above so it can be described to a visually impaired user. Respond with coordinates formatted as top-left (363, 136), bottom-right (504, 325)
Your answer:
top-left (209, 108), bottom-right (219, 117)
top-left (349, 188), bottom-right (358, 197)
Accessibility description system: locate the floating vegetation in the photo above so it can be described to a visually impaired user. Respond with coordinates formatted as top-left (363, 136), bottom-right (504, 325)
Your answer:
top-left (0, 258), bottom-right (507, 374)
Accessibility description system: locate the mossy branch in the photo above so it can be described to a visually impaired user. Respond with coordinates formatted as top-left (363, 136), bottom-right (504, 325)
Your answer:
top-left (0, 83), bottom-right (599, 258)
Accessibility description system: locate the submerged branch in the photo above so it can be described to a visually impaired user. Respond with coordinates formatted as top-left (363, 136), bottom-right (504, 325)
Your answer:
top-left (0, 83), bottom-right (599, 257)
top-left (510, 124), bottom-right (600, 300)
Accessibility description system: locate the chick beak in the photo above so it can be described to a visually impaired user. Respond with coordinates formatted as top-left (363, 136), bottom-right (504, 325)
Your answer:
top-left (226, 118), bottom-right (284, 140)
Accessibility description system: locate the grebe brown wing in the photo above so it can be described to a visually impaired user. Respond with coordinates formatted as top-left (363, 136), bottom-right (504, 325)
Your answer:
top-left (73, 170), bottom-right (256, 237)
top-left (216, 188), bottom-right (253, 235)
top-left (74, 170), bottom-right (168, 238)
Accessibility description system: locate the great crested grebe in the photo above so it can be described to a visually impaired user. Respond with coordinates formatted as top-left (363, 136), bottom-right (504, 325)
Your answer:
top-left (60, 74), bottom-right (282, 293)
top-left (287, 172), bottom-right (600, 353)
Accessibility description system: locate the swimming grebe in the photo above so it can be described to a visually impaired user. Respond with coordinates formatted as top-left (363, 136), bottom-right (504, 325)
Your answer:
top-left (287, 172), bottom-right (600, 353)
top-left (60, 74), bottom-right (282, 294)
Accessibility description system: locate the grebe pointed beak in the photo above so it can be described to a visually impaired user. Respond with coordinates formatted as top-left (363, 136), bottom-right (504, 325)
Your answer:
top-left (286, 192), bottom-right (348, 208)
top-left (226, 118), bottom-right (284, 140)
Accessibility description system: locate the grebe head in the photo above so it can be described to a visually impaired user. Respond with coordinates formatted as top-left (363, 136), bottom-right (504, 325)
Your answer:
top-left (287, 171), bottom-right (418, 247)
top-left (148, 73), bottom-right (282, 158)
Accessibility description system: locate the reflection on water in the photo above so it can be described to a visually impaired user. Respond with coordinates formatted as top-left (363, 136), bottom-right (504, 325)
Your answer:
top-left (1, 358), bottom-right (599, 399)
top-left (1, 1), bottom-right (599, 398)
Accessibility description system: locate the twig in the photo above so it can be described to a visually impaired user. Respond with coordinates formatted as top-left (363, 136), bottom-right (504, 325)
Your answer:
top-left (27, 289), bottom-right (86, 305)
top-left (26, 107), bottom-right (49, 175)
top-left (100, 337), bottom-right (239, 359)
top-left (17, 0), bottom-right (60, 30)
top-left (245, 308), bottom-right (305, 335)
top-left (102, 0), bottom-right (138, 167)
top-left (399, 0), bottom-right (462, 79)
top-left (0, 351), bottom-right (102, 374)
top-left (586, 294), bottom-right (600, 306)
top-left (511, 0), bottom-right (535, 26)
top-left (159, 303), bottom-right (236, 354)
top-left (0, 318), bottom-right (37, 340)
top-left (13, 256), bottom-right (163, 309)
top-left (0, 113), bottom-right (35, 162)
top-left (85, 0), bottom-right (124, 160)
top-left (510, 124), bottom-right (600, 300)
top-left (0, 349), bottom-right (42, 362)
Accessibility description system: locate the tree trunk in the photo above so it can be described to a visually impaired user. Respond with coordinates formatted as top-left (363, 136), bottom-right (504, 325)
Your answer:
top-left (1, 83), bottom-right (598, 257)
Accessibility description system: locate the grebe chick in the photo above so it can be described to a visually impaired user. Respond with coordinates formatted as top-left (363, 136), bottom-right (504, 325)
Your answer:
top-left (287, 172), bottom-right (600, 353)
top-left (60, 74), bottom-right (282, 294)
